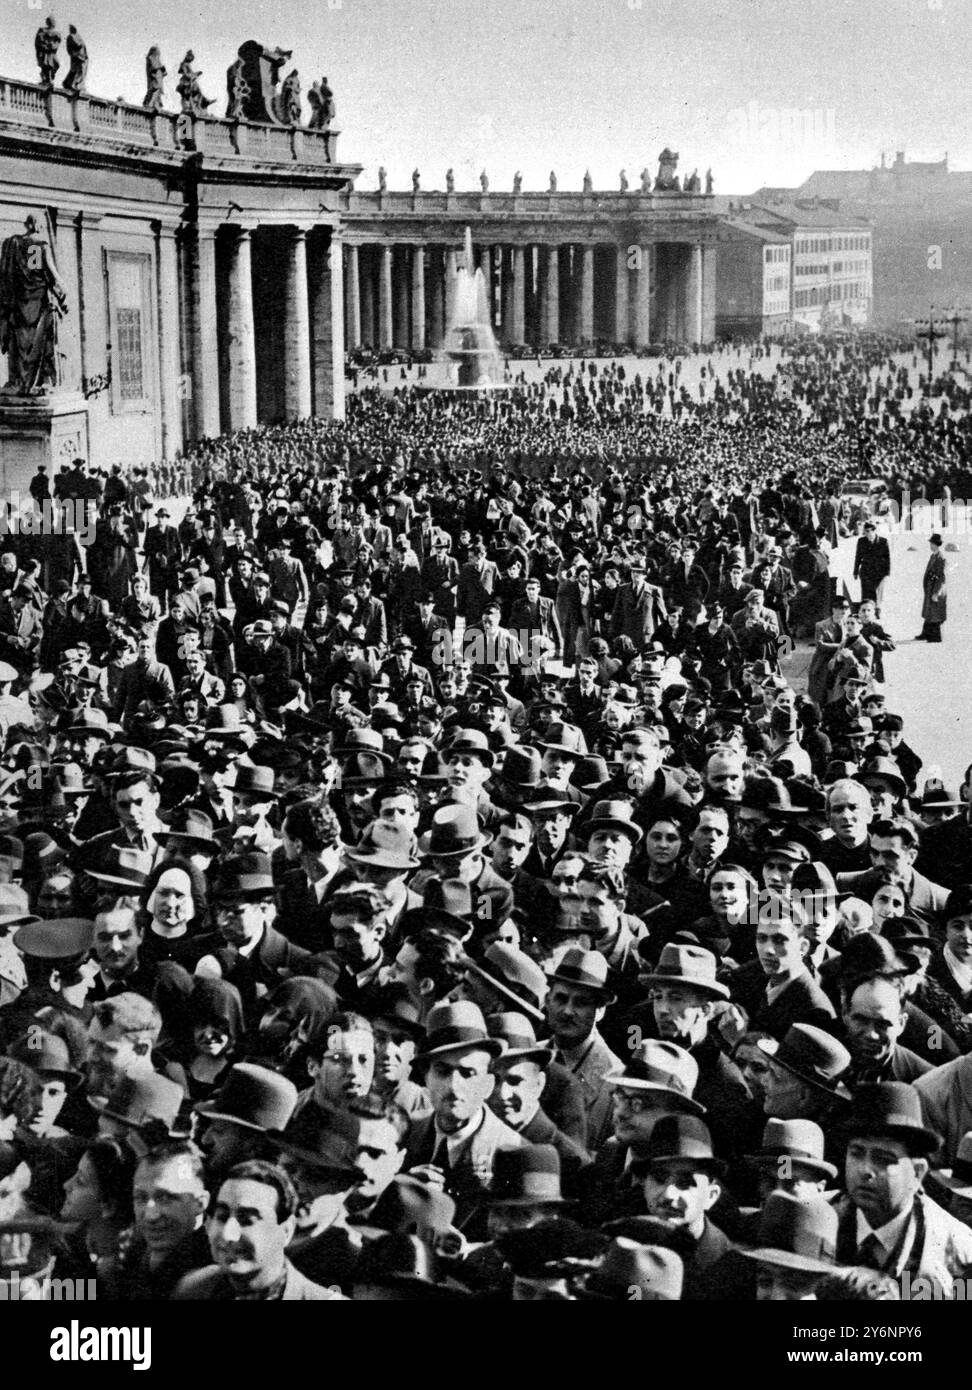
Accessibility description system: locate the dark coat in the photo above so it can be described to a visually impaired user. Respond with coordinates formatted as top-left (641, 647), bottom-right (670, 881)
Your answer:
top-left (922, 550), bottom-right (947, 624)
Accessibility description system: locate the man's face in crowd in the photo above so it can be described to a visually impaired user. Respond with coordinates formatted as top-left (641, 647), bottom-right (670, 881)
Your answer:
top-left (693, 810), bottom-right (729, 863)
top-left (762, 1060), bottom-right (813, 1120)
top-left (216, 899), bottom-right (269, 948)
top-left (869, 833), bottom-right (915, 886)
top-left (845, 1137), bottom-right (927, 1229)
top-left (575, 879), bottom-right (620, 939)
top-left (842, 979), bottom-right (906, 1068)
top-left (620, 737), bottom-right (658, 794)
top-left (133, 1156), bottom-right (208, 1264)
top-left (376, 793), bottom-right (420, 836)
top-left (93, 909), bottom-right (142, 977)
top-left (641, 1160), bottom-right (720, 1237)
top-left (763, 853), bottom-right (799, 896)
top-left (426, 1048), bottom-right (494, 1134)
top-left (545, 982), bottom-right (601, 1050)
top-left (577, 659), bottom-right (597, 689)
top-left (828, 788), bottom-right (870, 843)
top-left (492, 821), bottom-right (532, 875)
top-left (86, 1016), bottom-right (152, 1095)
top-left (587, 827), bottom-right (633, 869)
top-left (312, 1026), bottom-right (376, 1105)
top-left (735, 1041), bottom-right (773, 1105)
top-left (706, 753), bottom-right (745, 801)
top-left (200, 1119), bottom-right (258, 1181)
top-left (540, 749), bottom-right (575, 786)
top-left (532, 809), bottom-right (570, 858)
top-left (208, 1177), bottom-right (293, 1287)
top-left (651, 984), bottom-right (711, 1047)
top-left (330, 911), bottom-right (385, 973)
top-left (373, 1022), bottom-right (416, 1091)
top-left (492, 1059), bottom-right (546, 1130)
top-left (28, 1076), bottom-right (69, 1136)
top-left (756, 918), bottom-right (806, 980)
top-left (36, 872), bottom-right (76, 918)
top-left (352, 1117), bottom-right (405, 1202)
top-left (447, 752), bottom-right (489, 795)
top-left (114, 778), bottom-right (160, 834)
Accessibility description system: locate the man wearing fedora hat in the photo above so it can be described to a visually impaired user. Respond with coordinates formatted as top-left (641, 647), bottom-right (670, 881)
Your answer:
top-left (415, 804), bottom-right (513, 935)
top-left (837, 1082), bottom-right (972, 1291)
top-left (484, 1143), bottom-right (575, 1239)
top-left (404, 1000), bottom-right (524, 1233)
top-left (628, 1113), bottom-right (731, 1299)
top-left (486, 1014), bottom-right (590, 1184)
top-left (544, 948), bottom-right (621, 1152)
top-left (195, 1063), bottom-right (300, 1185)
top-left (837, 816), bottom-right (949, 932)
top-left (758, 1023), bottom-right (852, 1142)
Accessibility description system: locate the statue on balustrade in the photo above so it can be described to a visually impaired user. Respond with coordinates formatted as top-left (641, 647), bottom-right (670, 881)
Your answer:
top-left (705, 168), bottom-right (714, 194)
top-left (684, 168), bottom-right (700, 193)
top-left (619, 168), bottom-right (629, 193)
top-left (583, 169), bottom-right (593, 194)
top-left (228, 41), bottom-right (292, 123)
top-left (0, 215), bottom-right (69, 395)
top-left (143, 47), bottom-right (167, 111)
top-left (35, 17), bottom-right (62, 86)
top-left (63, 25), bottom-right (87, 93)
top-left (640, 167), bottom-right (651, 193)
top-left (446, 168), bottom-right (455, 192)
top-left (277, 69), bottom-right (301, 125)
top-left (655, 148), bottom-right (680, 191)
top-left (307, 76), bottom-right (335, 129)
top-left (378, 166), bottom-right (387, 192)
top-left (177, 52), bottom-right (214, 115)
top-left (412, 169), bottom-right (421, 192)
top-left (549, 170), bottom-right (557, 192)
top-left (513, 171), bottom-right (522, 194)
top-left (480, 170), bottom-right (489, 193)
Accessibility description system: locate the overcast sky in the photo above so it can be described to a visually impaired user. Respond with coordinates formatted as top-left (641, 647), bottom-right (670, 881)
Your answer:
top-left (4, 0), bottom-right (969, 192)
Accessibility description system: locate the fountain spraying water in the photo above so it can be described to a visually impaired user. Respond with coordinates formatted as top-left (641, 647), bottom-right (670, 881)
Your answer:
top-left (426, 226), bottom-right (508, 392)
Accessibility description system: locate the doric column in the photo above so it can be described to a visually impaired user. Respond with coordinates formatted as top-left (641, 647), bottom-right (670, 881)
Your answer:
top-left (501, 248), bottom-right (514, 342)
top-left (379, 245), bottom-right (393, 349)
top-left (283, 227), bottom-right (312, 420)
top-left (634, 245), bottom-right (652, 348)
top-left (393, 247), bottom-right (410, 347)
top-left (444, 247), bottom-right (458, 333)
top-left (190, 226), bottom-right (220, 439)
top-left (155, 223), bottom-right (184, 459)
top-left (541, 244), bottom-right (559, 345)
top-left (312, 230), bottom-right (346, 421)
top-left (615, 245), bottom-right (630, 346)
top-left (685, 244), bottom-right (703, 345)
top-left (701, 245), bottom-right (717, 343)
top-left (430, 248), bottom-right (445, 347)
top-left (360, 247), bottom-right (375, 346)
top-left (225, 227), bottom-right (258, 432)
top-left (344, 243), bottom-right (361, 350)
top-left (579, 245), bottom-right (594, 344)
top-left (511, 245), bottom-right (526, 344)
top-left (410, 244), bottom-right (426, 350)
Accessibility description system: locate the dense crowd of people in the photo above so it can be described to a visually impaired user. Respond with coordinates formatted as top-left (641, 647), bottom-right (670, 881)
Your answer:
top-left (1, 333), bottom-right (972, 1302)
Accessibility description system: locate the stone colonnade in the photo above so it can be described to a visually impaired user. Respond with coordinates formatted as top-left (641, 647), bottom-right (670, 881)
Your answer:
top-left (342, 240), bottom-right (717, 350)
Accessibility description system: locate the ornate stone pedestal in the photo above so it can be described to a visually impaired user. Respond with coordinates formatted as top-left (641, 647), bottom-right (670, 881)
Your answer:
top-left (0, 393), bottom-right (89, 495)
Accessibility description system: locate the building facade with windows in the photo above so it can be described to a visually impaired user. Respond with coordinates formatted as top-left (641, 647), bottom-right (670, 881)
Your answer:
top-left (716, 220), bottom-right (791, 338)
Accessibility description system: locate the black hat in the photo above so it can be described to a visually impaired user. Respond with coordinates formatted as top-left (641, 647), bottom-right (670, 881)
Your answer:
top-left (842, 1082), bottom-right (940, 1156)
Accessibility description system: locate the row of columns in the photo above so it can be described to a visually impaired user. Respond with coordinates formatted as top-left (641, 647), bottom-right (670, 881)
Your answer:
top-left (189, 222), bottom-right (346, 442)
top-left (342, 240), bottom-right (716, 351)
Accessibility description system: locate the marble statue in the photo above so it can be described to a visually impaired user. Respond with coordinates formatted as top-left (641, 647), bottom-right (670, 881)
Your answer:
top-left (177, 51), bottom-right (214, 115)
top-left (513, 170), bottom-right (522, 194)
top-left (143, 47), bottom-right (167, 111)
top-left (684, 168), bottom-right (700, 193)
top-left (620, 169), bottom-right (629, 193)
top-left (480, 170), bottom-right (489, 193)
top-left (35, 17), bottom-right (61, 85)
top-left (378, 166), bottom-right (387, 192)
top-left (640, 167), bottom-right (651, 193)
top-left (655, 148), bottom-right (680, 191)
top-left (307, 77), bottom-right (335, 130)
top-left (412, 169), bottom-right (421, 192)
top-left (278, 69), bottom-right (301, 125)
top-left (549, 170), bottom-right (557, 192)
top-left (0, 215), bottom-right (69, 394)
top-left (583, 169), bottom-right (593, 194)
top-left (63, 25), bottom-right (87, 93)
top-left (446, 168), bottom-right (455, 192)
top-left (705, 168), bottom-right (714, 194)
